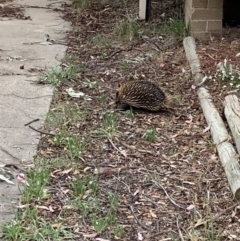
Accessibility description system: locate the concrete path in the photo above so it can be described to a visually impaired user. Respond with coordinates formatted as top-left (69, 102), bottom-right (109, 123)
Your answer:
top-left (0, 0), bottom-right (69, 228)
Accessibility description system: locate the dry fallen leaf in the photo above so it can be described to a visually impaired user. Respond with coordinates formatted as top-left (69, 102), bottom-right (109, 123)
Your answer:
top-left (185, 115), bottom-right (193, 124)
top-left (16, 173), bottom-right (29, 186)
top-left (16, 204), bottom-right (28, 209)
top-left (133, 188), bottom-right (139, 196)
top-left (137, 232), bottom-right (143, 241)
top-left (149, 209), bottom-right (157, 218)
top-left (194, 218), bottom-right (209, 228)
top-left (36, 205), bottom-right (55, 212)
top-left (66, 87), bottom-right (85, 98)
top-left (52, 223), bottom-right (61, 228)
top-left (159, 62), bottom-right (165, 68)
top-left (187, 204), bottom-right (195, 211)
top-left (62, 189), bottom-right (70, 194)
top-left (82, 232), bottom-right (98, 238)
top-left (203, 124), bottom-right (211, 133)
top-left (83, 166), bottom-right (92, 172)
top-left (94, 166), bottom-right (119, 175)
top-left (61, 168), bottom-right (72, 174)
top-left (96, 238), bottom-right (110, 241)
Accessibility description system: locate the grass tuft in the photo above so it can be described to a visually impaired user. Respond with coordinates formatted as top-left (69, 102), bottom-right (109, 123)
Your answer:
top-left (40, 65), bottom-right (78, 87)
top-left (114, 19), bottom-right (140, 42)
top-left (144, 127), bottom-right (157, 142)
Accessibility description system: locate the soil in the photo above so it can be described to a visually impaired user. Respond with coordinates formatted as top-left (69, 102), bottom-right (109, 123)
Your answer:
top-left (35, 1), bottom-right (240, 240)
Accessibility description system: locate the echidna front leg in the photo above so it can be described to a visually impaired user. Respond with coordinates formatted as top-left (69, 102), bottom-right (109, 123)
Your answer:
top-left (116, 102), bottom-right (130, 110)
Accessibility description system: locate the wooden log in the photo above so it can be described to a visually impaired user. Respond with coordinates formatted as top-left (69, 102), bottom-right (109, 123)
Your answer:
top-left (224, 94), bottom-right (240, 155)
top-left (183, 36), bottom-right (240, 200)
top-left (199, 88), bottom-right (240, 199)
top-left (198, 87), bottom-right (229, 143)
top-left (217, 142), bottom-right (240, 200)
top-left (183, 37), bottom-right (204, 86)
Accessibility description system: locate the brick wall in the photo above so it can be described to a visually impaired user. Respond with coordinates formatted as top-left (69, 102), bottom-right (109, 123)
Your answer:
top-left (185, 0), bottom-right (223, 39)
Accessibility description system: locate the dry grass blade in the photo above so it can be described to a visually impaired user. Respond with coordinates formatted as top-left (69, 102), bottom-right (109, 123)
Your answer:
top-left (128, 205), bottom-right (150, 231)
top-left (176, 215), bottom-right (185, 241)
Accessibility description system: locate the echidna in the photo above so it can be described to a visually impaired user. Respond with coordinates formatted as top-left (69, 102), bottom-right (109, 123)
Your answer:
top-left (115, 81), bottom-right (166, 111)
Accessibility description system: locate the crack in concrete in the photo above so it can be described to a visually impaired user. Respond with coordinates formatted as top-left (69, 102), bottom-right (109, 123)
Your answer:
top-left (0, 146), bottom-right (21, 162)
top-left (0, 93), bottom-right (52, 99)
top-left (12, 94), bottom-right (53, 100)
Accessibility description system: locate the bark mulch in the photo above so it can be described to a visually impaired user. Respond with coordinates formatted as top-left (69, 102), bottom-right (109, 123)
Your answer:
top-left (35, 1), bottom-right (240, 240)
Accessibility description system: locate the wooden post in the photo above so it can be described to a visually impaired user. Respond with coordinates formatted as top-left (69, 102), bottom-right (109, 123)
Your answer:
top-left (139, 0), bottom-right (151, 21)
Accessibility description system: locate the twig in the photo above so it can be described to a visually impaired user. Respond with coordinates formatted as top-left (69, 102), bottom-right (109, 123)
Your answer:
top-left (156, 218), bottom-right (161, 232)
top-left (205, 53), bottom-right (216, 60)
top-left (214, 203), bottom-right (238, 220)
top-left (152, 180), bottom-right (185, 209)
top-left (141, 37), bottom-right (161, 52)
top-left (176, 215), bottom-right (185, 241)
top-left (29, 125), bottom-right (55, 136)
top-left (147, 230), bottom-right (178, 239)
top-left (128, 205), bottom-right (150, 231)
top-left (107, 137), bottom-right (127, 158)
top-left (104, 47), bottom-right (133, 60)
top-left (142, 195), bottom-right (159, 207)
top-left (79, 156), bottom-right (86, 163)
top-left (121, 142), bottom-right (154, 154)
top-left (113, 175), bottom-right (131, 194)
top-left (24, 118), bottom-right (39, 126)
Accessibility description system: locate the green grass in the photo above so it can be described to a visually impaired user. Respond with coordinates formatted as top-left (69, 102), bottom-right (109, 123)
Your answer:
top-left (22, 168), bottom-right (50, 202)
top-left (2, 155), bottom-right (121, 239)
top-left (40, 65), bottom-right (78, 87)
top-left (108, 192), bottom-right (119, 210)
top-left (82, 77), bottom-right (99, 89)
top-left (123, 109), bottom-right (134, 118)
top-left (46, 104), bottom-right (86, 129)
top-left (172, 92), bottom-right (183, 105)
top-left (187, 200), bottom-right (223, 241)
top-left (49, 131), bottom-right (85, 161)
top-left (92, 112), bottom-right (120, 138)
top-left (112, 14), bottom-right (186, 43)
top-left (91, 33), bottom-right (112, 47)
top-left (97, 94), bottom-right (107, 105)
top-left (144, 127), bottom-right (157, 142)
top-left (113, 19), bottom-right (140, 42)
top-left (76, 197), bottom-right (99, 217)
top-left (215, 59), bottom-right (240, 89)
top-left (2, 209), bottom-right (77, 241)
top-left (2, 161), bottom-right (76, 240)
top-left (73, 0), bottom-right (91, 9)
top-left (118, 60), bottom-right (129, 71)
top-left (113, 225), bottom-right (125, 238)
top-left (160, 18), bottom-right (186, 37)
top-left (71, 176), bottom-right (120, 234)
top-left (203, 204), bottom-right (223, 241)
top-left (89, 193), bottom-right (119, 233)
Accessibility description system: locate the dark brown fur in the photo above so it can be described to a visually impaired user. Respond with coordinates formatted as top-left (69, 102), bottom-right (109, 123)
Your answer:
top-left (115, 81), bottom-right (166, 111)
